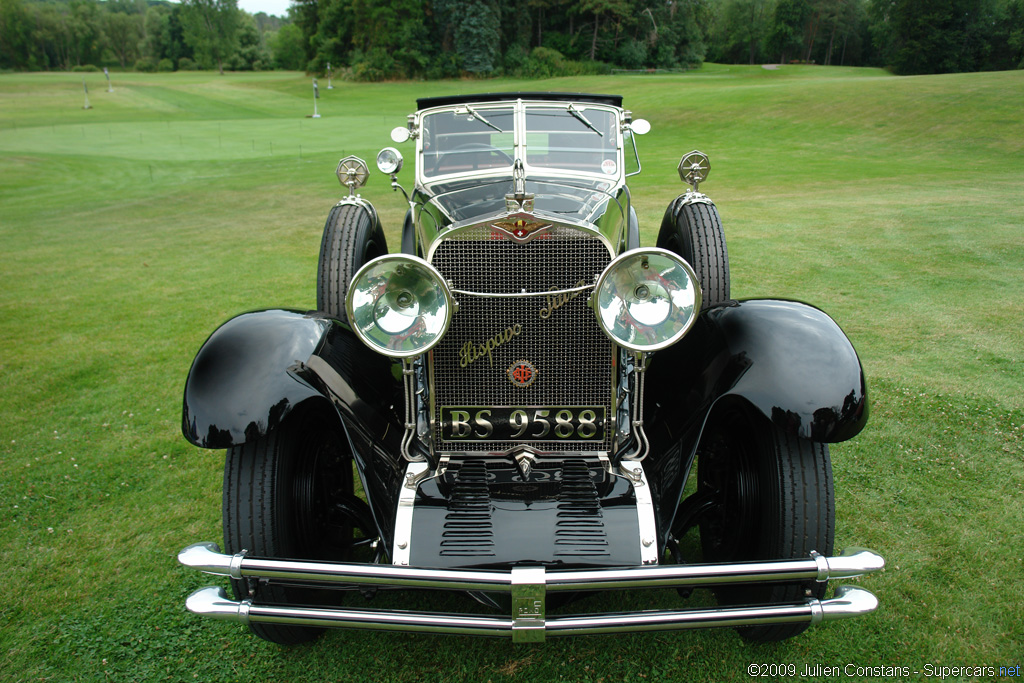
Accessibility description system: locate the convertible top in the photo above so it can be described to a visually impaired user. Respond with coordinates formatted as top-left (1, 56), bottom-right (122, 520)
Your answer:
top-left (416, 92), bottom-right (624, 110)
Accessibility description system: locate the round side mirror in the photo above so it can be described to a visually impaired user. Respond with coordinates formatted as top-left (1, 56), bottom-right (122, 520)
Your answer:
top-left (630, 119), bottom-right (651, 135)
top-left (391, 127), bottom-right (411, 143)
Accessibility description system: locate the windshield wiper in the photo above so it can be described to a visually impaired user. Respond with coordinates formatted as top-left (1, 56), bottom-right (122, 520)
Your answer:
top-left (460, 105), bottom-right (503, 133)
top-left (567, 104), bottom-right (603, 137)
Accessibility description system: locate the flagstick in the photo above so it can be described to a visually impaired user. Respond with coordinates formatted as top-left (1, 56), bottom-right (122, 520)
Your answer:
top-left (82, 80), bottom-right (92, 110)
top-left (308, 78), bottom-right (321, 118)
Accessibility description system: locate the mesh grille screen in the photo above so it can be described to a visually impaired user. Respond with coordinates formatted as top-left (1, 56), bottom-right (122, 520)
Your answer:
top-left (430, 225), bottom-right (614, 452)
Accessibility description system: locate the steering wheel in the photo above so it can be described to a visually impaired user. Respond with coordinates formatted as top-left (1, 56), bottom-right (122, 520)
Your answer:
top-left (436, 143), bottom-right (514, 171)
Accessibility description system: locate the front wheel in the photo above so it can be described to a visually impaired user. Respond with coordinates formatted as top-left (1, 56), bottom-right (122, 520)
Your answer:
top-left (694, 404), bottom-right (835, 643)
top-left (317, 202), bottom-right (388, 323)
top-left (657, 197), bottom-right (730, 309)
top-left (222, 405), bottom-right (358, 645)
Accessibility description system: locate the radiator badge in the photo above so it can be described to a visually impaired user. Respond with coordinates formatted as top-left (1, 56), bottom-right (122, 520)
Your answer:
top-left (459, 324), bottom-right (523, 368)
top-left (539, 279), bottom-right (587, 319)
top-left (507, 360), bottom-right (537, 388)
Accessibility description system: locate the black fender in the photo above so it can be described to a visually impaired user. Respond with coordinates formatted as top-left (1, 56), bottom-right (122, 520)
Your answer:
top-left (646, 298), bottom-right (868, 446)
top-left (644, 299), bottom-right (869, 542)
top-left (182, 310), bottom-right (330, 449)
top-left (182, 309), bottom-right (406, 544)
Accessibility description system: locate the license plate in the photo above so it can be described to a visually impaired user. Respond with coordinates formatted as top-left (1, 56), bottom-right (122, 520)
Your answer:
top-left (440, 406), bottom-right (606, 443)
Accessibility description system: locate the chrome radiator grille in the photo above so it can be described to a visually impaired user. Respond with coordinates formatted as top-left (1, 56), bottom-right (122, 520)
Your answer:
top-left (429, 224), bottom-right (614, 453)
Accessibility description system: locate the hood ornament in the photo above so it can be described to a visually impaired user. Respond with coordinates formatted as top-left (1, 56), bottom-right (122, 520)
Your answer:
top-left (505, 159), bottom-right (535, 213)
top-left (511, 447), bottom-right (538, 479)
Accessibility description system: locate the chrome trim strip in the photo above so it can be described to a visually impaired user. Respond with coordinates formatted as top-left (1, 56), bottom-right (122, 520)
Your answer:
top-left (450, 283), bottom-right (595, 299)
top-left (620, 461), bottom-right (659, 565)
top-left (676, 190), bottom-right (714, 206)
top-left (184, 584), bottom-right (879, 636)
top-left (392, 461), bottom-right (429, 566)
top-left (179, 544), bottom-right (884, 590)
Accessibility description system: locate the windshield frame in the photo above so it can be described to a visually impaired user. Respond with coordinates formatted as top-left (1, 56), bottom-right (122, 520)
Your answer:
top-left (415, 99), bottom-right (626, 188)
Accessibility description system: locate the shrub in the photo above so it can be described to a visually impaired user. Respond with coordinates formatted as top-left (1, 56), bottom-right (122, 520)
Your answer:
top-left (71, 64), bottom-right (100, 72)
top-left (157, 58), bottom-right (174, 72)
top-left (350, 48), bottom-right (396, 82)
top-left (134, 57), bottom-right (158, 73)
top-left (177, 57), bottom-right (198, 71)
top-left (617, 39), bottom-right (648, 70)
top-left (503, 44), bottom-right (529, 73)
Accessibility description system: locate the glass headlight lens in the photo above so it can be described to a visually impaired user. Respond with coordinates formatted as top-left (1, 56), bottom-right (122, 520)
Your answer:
top-left (593, 248), bottom-right (702, 352)
top-left (345, 255), bottom-right (453, 358)
top-left (376, 147), bottom-right (404, 175)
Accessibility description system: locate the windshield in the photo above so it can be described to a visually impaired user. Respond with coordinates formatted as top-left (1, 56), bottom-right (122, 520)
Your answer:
top-left (421, 106), bottom-right (515, 177)
top-left (419, 103), bottom-right (621, 180)
top-left (524, 107), bottom-right (619, 176)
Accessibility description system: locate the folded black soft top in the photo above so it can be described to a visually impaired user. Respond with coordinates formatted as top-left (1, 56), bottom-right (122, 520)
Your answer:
top-left (416, 92), bottom-right (623, 110)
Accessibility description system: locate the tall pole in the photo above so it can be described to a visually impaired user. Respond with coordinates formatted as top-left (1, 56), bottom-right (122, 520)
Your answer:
top-left (327, 62), bottom-right (334, 90)
top-left (103, 67), bottom-right (113, 92)
top-left (82, 80), bottom-right (92, 109)
top-left (311, 78), bottom-right (320, 118)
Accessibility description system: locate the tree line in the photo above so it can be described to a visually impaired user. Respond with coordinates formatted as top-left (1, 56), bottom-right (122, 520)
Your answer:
top-left (1, 0), bottom-right (1021, 76)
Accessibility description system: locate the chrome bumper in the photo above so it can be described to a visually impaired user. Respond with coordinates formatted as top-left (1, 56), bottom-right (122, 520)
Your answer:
top-left (179, 543), bottom-right (883, 641)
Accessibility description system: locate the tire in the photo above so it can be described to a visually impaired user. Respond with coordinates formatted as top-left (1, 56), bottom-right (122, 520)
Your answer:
top-left (696, 403), bottom-right (835, 643)
top-left (656, 197), bottom-right (730, 309)
top-left (222, 404), bottom-right (355, 645)
top-left (316, 202), bottom-right (388, 322)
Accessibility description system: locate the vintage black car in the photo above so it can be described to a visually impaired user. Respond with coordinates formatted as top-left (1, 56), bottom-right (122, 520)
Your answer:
top-left (178, 92), bottom-right (883, 644)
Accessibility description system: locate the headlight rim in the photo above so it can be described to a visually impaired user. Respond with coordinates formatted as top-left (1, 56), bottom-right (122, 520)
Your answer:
top-left (592, 246), bottom-right (703, 353)
top-left (344, 253), bottom-right (454, 359)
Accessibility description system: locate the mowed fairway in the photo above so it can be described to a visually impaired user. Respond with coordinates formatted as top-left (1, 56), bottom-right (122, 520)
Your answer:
top-left (1, 67), bottom-right (1022, 681)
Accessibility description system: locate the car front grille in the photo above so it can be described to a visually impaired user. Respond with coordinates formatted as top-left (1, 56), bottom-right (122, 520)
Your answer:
top-left (429, 224), bottom-right (614, 453)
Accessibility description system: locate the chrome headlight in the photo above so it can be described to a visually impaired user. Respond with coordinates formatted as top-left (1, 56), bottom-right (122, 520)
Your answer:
top-left (345, 255), bottom-right (454, 358)
top-left (376, 147), bottom-right (404, 175)
top-left (593, 248), bottom-right (702, 353)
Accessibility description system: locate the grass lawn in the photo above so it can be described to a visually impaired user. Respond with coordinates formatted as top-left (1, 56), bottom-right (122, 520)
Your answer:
top-left (1, 65), bottom-right (1022, 682)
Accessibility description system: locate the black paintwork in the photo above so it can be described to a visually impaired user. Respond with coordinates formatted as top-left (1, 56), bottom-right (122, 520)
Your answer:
top-left (182, 298), bottom-right (866, 567)
top-left (182, 310), bottom-right (329, 449)
top-left (410, 459), bottom-right (642, 569)
top-left (417, 92), bottom-right (624, 110)
top-left (643, 298), bottom-right (869, 548)
top-left (182, 309), bottom-right (406, 546)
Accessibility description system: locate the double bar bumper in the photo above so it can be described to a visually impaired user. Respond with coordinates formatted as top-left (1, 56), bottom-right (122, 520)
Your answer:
top-left (179, 542), bottom-right (883, 641)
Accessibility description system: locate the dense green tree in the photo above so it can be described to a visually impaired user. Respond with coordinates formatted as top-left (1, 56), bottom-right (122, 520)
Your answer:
top-left (711, 0), bottom-right (771, 64)
top-left (68, 0), bottom-right (105, 66)
top-left (179, 0), bottom-right (240, 74)
top-left (228, 14), bottom-right (269, 69)
top-left (268, 21), bottom-right (304, 69)
top-left (0, 0), bottom-right (1019, 76)
top-left (139, 5), bottom-right (170, 60)
top-left (889, 0), bottom-right (985, 73)
top-left (103, 10), bottom-right (141, 66)
top-left (0, 0), bottom-right (34, 69)
top-left (455, 0), bottom-right (501, 71)
top-left (767, 0), bottom-right (810, 63)
top-left (579, 0), bottom-right (630, 60)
